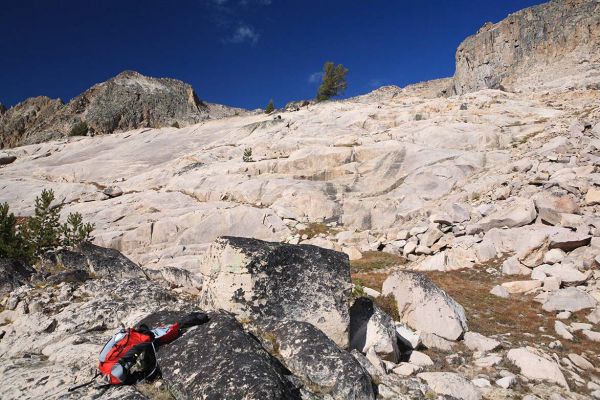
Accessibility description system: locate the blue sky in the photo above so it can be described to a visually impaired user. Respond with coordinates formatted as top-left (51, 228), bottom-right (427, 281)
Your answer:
top-left (1, 0), bottom-right (546, 110)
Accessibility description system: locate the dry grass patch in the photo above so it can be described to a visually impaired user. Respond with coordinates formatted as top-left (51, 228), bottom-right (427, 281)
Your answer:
top-left (425, 267), bottom-right (600, 360)
top-left (351, 272), bottom-right (389, 292)
top-left (297, 222), bottom-right (337, 239)
top-left (350, 251), bottom-right (406, 273)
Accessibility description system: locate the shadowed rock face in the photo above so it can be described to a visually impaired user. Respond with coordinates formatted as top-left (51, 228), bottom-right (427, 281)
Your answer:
top-left (451, 0), bottom-right (600, 94)
top-left (0, 71), bottom-right (243, 148)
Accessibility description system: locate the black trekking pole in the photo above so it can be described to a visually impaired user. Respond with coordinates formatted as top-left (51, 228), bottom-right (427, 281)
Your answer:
top-left (68, 372), bottom-right (101, 392)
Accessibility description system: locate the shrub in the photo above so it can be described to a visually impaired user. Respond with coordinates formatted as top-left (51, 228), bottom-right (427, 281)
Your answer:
top-left (171, 121), bottom-right (180, 129)
top-left (316, 62), bottom-right (348, 102)
top-left (70, 121), bottom-right (89, 136)
top-left (265, 99), bottom-right (275, 114)
top-left (243, 148), bottom-right (253, 162)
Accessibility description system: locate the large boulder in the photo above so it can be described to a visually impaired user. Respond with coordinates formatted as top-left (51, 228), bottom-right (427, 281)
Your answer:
top-left (507, 347), bottom-right (568, 389)
top-left (254, 319), bottom-right (375, 400)
top-left (382, 271), bottom-right (468, 340)
top-left (349, 297), bottom-right (400, 362)
top-left (200, 236), bottom-right (352, 348)
top-left (0, 259), bottom-right (34, 296)
top-left (48, 242), bottom-right (146, 279)
top-left (141, 311), bottom-right (300, 400)
top-left (468, 197), bottom-right (537, 234)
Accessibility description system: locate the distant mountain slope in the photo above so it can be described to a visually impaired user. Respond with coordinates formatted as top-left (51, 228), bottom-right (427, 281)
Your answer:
top-left (0, 71), bottom-right (245, 148)
top-left (451, 0), bottom-right (600, 94)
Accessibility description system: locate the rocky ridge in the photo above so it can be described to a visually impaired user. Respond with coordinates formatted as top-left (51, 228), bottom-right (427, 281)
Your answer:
top-left (0, 71), bottom-right (244, 148)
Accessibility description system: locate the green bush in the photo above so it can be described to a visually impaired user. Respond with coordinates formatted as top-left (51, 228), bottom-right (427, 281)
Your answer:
top-left (265, 99), bottom-right (275, 114)
top-left (70, 121), bottom-right (89, 136)
top-left (316, 62), bottom-right (348, 102)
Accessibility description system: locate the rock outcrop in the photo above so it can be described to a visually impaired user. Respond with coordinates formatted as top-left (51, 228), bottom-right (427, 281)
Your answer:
top-left (451, 0), bottom-right (600, 94)
top-left (0, 71), bottom-right (243, 148)
top-left (199, 236), bottom-right (352, 348)
top-left (141, 311), bottom-right (300, 400)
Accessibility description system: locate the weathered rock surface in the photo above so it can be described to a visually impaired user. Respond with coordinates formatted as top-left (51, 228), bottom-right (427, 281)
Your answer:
top-left (199, 236), bottom-right (351, 347)
top-left (451, 0), bottom-right (600, 94)
top-left (142, 311), bottom-right (300, 400)
top-left (254, 319), bottom-right (375, 400)
top-left (382, 271), bottom-right (468, 340)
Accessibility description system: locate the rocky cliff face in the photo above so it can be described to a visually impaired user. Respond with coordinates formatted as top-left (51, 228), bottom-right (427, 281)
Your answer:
top-left (0, 71), bottom-right (243, 148)
top-left (451, 0), bottom-right (600, 94)
top-left (0, 96), bottom-right (64, 148)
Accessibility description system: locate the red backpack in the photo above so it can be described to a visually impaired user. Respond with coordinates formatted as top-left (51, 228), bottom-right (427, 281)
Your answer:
top-left (98, 323), bottom-right (180, 384)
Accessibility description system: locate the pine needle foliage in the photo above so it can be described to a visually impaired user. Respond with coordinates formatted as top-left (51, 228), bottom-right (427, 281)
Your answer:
top-left (316, 62), bottom-right (348, 102)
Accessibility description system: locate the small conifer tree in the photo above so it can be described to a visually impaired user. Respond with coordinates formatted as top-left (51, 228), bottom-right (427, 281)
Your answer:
top-left (0, 203), bottom-right (29, 260)
top-left (61, 212), bottom-right (95, 248)
top-left (25, 189), bottom-right (63, 257)
top-left (265, 99), bottom-right (275, 114)
top-left (243, 148), bottom-right (253, 162)
top-left (316, 62), bottom-right (348, 102)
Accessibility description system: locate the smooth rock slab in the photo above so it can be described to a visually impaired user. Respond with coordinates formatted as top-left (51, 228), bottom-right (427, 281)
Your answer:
top-left (542, 287), bottom-right (597, 312)
top-left (200, 236), bottom-right (352, 348)
top-left (507, 347), bottom-right (568, 389)
top-left (417, 372), bottom-right (482, 400)
top-left (382, 271), bottom-right (468, 340)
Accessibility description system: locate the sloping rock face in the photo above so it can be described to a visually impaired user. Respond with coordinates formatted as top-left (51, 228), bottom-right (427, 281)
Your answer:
top-left (200, 236), bottom-right (352, 348)
top-left (0, 71), bottom-right (243, 148)
top-left (451, 0), bottom-right (600, 94)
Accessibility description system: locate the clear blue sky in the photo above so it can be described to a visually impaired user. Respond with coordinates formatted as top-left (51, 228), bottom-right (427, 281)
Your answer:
top-left (1, 0), bottom-right (546, 110)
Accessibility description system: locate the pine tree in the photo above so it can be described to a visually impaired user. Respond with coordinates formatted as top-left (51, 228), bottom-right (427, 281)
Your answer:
top-left (0, 202), bottom-right (29, 260)
top-left (26, 189), bottom-right (63, 257)
top-left (316, 62), bottom-right (348, 102)
top-left (265, 99), bottom-right (275, 114)
top-left (61, 212), bottom-right (95, 248)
